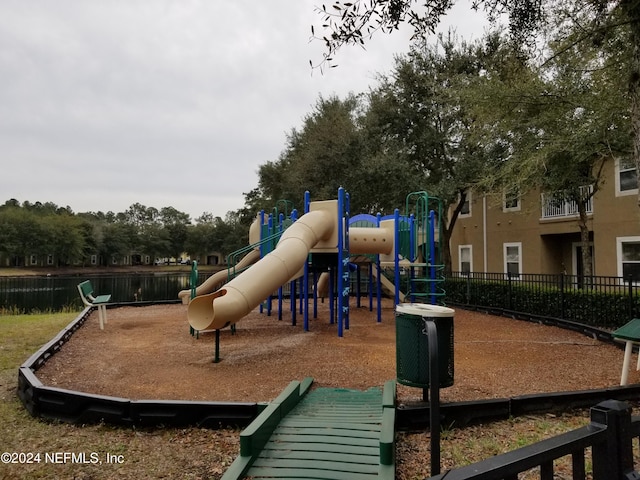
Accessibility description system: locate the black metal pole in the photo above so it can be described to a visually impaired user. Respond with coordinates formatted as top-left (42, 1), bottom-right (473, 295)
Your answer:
top-left (213, 329), bottom-right (220, 363)
top-left (424, 318), bottom-right (441, 476)
top-left (559, 273), bottom-right (565, 320)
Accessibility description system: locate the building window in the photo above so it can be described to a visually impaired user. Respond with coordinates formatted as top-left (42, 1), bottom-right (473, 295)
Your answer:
top-left (503, 187), bottom-right (521, 212)
top-left (504, 242), bottom-right (522, 278)
top-left (91, 254), bottom-right (97, 265)
top-left (47, 254), bottom-right (54, 266)
top-left (617, 236), bottom-right (640, 282)
top-left (30, 255), bottom-right (38, 266)
top-left (459, 245), bottom-right (472, 274)
top-left (616, 157), bottom-right (638, 196)
top-left (459, 190), bottom-right (471, 217)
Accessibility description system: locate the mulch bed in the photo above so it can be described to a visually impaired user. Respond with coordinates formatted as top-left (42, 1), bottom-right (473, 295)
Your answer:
top-left (35, 299), bottom-right (634, 405)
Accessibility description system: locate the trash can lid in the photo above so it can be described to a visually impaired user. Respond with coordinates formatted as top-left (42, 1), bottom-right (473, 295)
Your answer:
top-left (396, 303), bottom-right (454, 317)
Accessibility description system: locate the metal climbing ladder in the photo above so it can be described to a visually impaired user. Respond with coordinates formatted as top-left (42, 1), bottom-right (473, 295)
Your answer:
top-left (403, 191), bottom-right (446, 304)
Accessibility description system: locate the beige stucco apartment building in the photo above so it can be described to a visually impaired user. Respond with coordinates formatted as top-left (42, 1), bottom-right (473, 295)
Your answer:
top-left (449, 158), bottom-right (640, 279)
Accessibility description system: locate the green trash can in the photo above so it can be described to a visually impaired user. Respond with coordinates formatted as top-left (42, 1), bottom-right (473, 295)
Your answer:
top-left (395, 303), bottom-right (455, 389)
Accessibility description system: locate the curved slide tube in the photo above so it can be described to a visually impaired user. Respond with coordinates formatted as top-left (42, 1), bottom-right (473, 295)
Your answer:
top-left (178, 249), bottom-right (261, 304)
top-left (188, 210), bottom-right (335, 331)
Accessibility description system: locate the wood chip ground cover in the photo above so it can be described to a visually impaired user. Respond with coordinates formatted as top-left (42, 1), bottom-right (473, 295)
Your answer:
top-left (4, 300), bottom-right (639, 479)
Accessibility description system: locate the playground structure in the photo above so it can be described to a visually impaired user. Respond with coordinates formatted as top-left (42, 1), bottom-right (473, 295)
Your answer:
top-left (182, 188), bottom-right (446, 341)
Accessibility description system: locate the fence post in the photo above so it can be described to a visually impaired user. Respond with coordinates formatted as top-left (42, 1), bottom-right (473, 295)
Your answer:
top-left (559, 273), bottom-right (565, 320)
top-left (465, 273), bottom-right (471, 305)
top-left (628, 274), bottom-right (634, 321)
top-left (590, 399), bottom-right (634, 480)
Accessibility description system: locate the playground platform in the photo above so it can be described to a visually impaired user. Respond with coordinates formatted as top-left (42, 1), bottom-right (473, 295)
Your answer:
top-left (222, 378), bottom-right (396, 480)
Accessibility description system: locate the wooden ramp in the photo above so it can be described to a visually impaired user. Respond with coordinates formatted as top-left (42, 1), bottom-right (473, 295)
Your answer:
top-left (222, 378), bottom-right (396, 480)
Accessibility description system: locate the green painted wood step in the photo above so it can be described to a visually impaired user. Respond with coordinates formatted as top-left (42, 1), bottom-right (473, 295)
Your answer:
top-left (262, 442), bottom-right (378, 456)
top-left (258, 449), bottom-right (379, 464)
top-left (245, 386), bottom-right (386, 479)
top-left (248, 466), bottom-right (377, 480)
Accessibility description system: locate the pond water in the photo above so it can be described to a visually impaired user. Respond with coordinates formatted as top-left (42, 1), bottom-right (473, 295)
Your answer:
top-left (0, 272), bottom-right (210, 313)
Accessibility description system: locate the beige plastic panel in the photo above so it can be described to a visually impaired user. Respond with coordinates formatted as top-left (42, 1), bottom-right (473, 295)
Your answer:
top-left (349, 227), bottom-right (394, 255)
top-left (308, 200), bottom-right (339, 252)
top-left (188, 209), bottom-right (335, 331)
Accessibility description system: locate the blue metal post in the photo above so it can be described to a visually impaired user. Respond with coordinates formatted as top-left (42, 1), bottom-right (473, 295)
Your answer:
top-left (356, 265), bottom-right (361, 308)
top-left (376, 263), bottom-right (382, 323)
top-left (394, 209), bottom-right (401, 306)
top-left (328, 267), bottom-right (335, 324)
top-left (344, 191), bottom-right (350, 331)
top-left (290, 278), bottom-right (296, 326)
top-left (299, 276), bottom-right (304, 314)
top-left (313, 270), bottom-right (318, 319)
top-left (259, 210), bottom-right (266, 314)
top-left (337, 187), bottom-right (345, 337)
top-left (303, 191), bottom-right (311, 330)
top-left (376, 213), bottom-right (382, 322)
top-left (368, 263), bottom-right (373, 312)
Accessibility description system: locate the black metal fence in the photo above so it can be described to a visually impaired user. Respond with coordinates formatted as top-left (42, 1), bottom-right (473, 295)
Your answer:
top-left (427, 399), bottom-right (639, 479)
top-left (445, 272), bottom-right (640, 329)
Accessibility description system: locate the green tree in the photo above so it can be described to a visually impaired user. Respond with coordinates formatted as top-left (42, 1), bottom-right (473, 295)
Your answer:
top-left (0, 208), bottom-right (20, 265)
top-left (260, 94), bottom-right (367, 209)
top-left (185, 214), bottom-right (217, 262)
top-left (312, 0), bottom-right (640, 195)
top-left (100, 223), bottom-right (136, 265)
top-left (362, 33), bottom-right (502, 270)
top-left (42, 214), bottom-right (86, 266)
top-left (124, 203), bottom-right (158, 227)
top-left (159, 207), bottom-right (191, 260)
top-left (312, 0), bottom-right (640, 207)
top-left (220, 210), bottom-right (250, 255)
top-left (467, 24), bottom-right (631, 276)
top-left (0, 207), bottom-right (46, 266)
top-left (139, 223), bottom-right (170, 264)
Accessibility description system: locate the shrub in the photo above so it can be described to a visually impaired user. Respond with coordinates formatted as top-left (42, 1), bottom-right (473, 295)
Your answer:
top-left (444, 276), bottom-right (639, 330)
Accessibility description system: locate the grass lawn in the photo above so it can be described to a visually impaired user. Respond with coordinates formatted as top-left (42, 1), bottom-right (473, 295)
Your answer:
top-left (0, 311), bottom-right (240, 480)
top-left (0, 310), bottom-right (615, 479)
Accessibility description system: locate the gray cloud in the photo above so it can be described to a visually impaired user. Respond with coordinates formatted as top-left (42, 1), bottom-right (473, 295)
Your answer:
top-left (0, 0), bottom-right (489, 220)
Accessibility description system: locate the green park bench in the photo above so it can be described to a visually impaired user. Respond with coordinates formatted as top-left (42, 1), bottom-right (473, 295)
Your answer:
top-left (77, 280), bottom-right (112, 330)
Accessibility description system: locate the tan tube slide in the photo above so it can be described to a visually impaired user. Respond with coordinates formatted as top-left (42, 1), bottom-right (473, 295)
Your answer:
top-left (188, 210), bottom-right (335, 331)
top-left (177, 249), bottom-right (261, 304)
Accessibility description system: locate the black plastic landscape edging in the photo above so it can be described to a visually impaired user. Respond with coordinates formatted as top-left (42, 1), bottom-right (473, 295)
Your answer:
top-left (396, 384), bottom-right (640, 430)
top-left (16, 302), bottom-right (640, 431)
top-left (17, 304), bottom-right (259, 428)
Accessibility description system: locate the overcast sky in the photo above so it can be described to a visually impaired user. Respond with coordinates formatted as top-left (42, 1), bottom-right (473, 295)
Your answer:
top-left (0, 1), bottom-right (492, 221)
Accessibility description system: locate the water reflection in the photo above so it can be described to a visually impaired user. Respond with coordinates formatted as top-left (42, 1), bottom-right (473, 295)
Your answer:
top-left (0, 272), bottom-right (205, 313)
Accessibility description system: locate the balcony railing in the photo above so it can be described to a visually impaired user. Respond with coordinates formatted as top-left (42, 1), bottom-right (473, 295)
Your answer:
top-left (541, 185), bottom-right (593, 219)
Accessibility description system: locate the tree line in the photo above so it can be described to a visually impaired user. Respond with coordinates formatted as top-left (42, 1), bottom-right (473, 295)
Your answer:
top-left (0, 200), bottom-right (251, 267)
